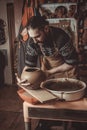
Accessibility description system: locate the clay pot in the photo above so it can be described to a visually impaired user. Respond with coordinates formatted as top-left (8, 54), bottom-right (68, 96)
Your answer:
top-left (21, 67), bottom-right (46, 89)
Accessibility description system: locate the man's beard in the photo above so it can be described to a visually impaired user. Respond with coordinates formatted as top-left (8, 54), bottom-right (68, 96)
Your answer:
top-left (35, 31), bottom-right (49, 44)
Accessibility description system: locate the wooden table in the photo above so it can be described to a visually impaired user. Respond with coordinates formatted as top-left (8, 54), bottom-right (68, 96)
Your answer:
top-left (23, 97), bottom-right (87, 130)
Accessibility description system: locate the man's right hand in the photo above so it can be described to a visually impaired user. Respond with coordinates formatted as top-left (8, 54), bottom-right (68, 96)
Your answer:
top-left (15, 73), bottom-right (40, 90)
top-left (15, 73), bottom-right (30, 86)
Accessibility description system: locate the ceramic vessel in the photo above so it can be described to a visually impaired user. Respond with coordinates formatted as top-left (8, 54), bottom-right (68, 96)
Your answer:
top-left (21, 67), bottom-right (46, 89)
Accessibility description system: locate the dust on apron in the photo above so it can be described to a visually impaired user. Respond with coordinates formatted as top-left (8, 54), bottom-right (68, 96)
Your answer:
top-left (41, 49), bottom-right (78, 79)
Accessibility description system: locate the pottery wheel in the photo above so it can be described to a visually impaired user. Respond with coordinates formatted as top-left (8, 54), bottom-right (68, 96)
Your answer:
top-left (41, 78), bottom-right (86, 101)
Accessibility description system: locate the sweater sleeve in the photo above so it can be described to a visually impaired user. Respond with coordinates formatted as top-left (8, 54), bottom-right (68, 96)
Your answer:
top-left (53, 27), bottom-right (78, 65)
top-left (25, 40), bottom-right (38, 67)
top-left (59, 39), bottom-right (78, 65)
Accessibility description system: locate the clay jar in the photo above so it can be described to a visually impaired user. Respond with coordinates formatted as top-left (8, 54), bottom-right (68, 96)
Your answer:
top-left (21, 67), bottom-right (46, 90)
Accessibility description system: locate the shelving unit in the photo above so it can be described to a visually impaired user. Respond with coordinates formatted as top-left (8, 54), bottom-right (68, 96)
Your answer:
top-left (40, 2), bottom-right (78, 49)
top-left (77, 1), bottom-right (87, 79)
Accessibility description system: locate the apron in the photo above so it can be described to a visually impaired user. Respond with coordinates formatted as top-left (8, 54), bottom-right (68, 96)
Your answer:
top-left (41, 49), bottom-right (78, 79)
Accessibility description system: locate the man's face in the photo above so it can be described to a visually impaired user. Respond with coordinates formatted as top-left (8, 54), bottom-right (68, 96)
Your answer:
top-left (28, 27), bottom-right (47, 44)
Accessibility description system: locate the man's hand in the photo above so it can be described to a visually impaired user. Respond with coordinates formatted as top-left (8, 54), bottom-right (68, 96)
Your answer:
top-left (15, 73), bottom-right (30, 86)
top-left (15, 73), bottom-right (40, 90)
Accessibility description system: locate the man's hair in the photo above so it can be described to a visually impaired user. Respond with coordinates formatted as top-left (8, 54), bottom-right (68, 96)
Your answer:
top-left (27, 16), bottom-right (49, 30)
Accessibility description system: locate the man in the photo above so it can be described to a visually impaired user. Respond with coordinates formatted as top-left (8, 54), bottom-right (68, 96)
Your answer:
top-left (16, 16), bottom-right (79, 130)
top-left (17, 16), bottom-right (78, 83)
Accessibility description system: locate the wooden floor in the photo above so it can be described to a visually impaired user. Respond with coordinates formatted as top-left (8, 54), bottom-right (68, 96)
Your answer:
top-left (0, 84), bottom-right (38, 130)
top-left (0, 111), bottom-right (25, 130)
top-left (0, 85), bottom-right (25, 130)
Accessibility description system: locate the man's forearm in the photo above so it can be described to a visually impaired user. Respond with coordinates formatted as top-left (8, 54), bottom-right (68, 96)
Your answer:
top-left (48, 63), bottom-right (74, 75)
